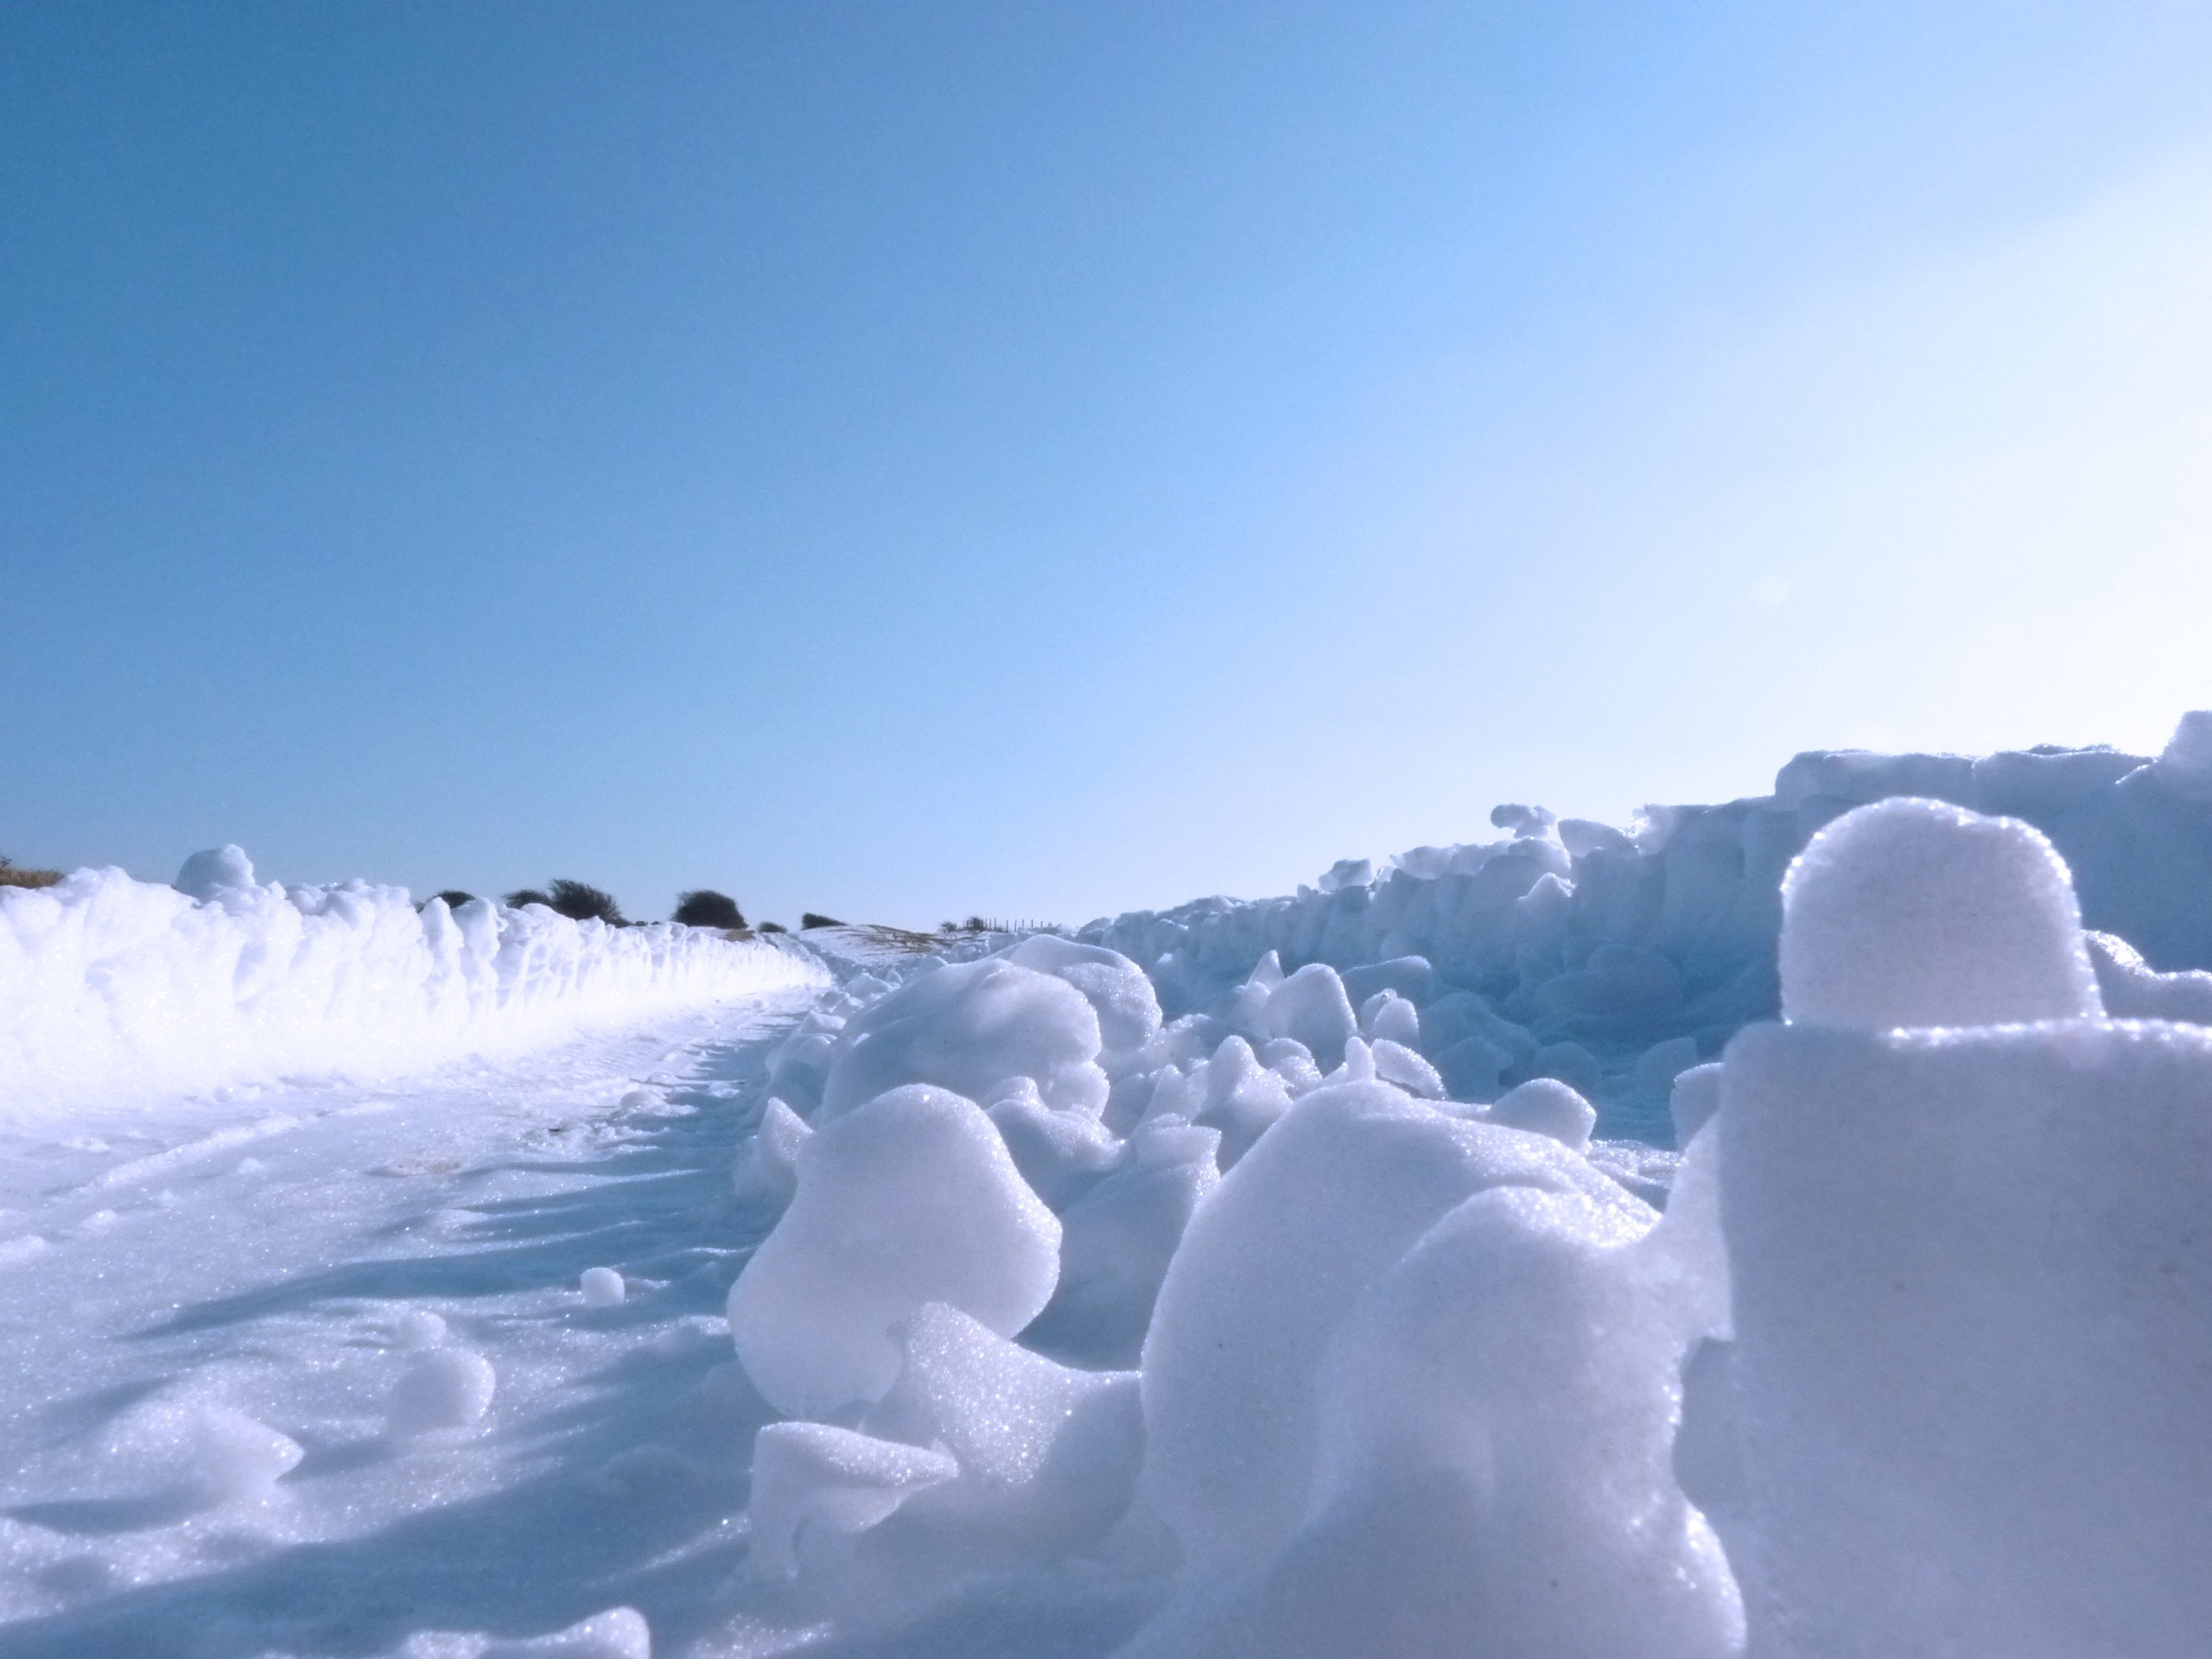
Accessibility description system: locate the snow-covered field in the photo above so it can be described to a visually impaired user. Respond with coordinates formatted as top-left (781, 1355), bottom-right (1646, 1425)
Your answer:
top-left (4, 718), bottom-right (2211, 1657)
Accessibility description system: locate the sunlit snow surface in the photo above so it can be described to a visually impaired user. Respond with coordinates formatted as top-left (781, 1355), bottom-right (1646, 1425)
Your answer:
top-left (0, 846), bottom-right (829, 1119)
top-left (6, 720), bottom-right (2212, 1656)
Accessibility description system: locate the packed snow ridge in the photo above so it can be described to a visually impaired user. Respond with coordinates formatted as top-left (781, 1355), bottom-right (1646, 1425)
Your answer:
top-left (0, 844), bottom-right (829, 1117)
top-left (6, 718), bottom-right (2212, 1657)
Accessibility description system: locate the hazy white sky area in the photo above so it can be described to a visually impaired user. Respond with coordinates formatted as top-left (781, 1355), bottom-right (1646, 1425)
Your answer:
top-left (8, 6), bottom-right (2212, 927)
top-left (1036, 137), bottom-right (2212, 918)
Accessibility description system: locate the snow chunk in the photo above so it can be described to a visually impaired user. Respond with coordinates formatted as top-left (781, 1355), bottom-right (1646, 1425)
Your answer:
top-left (1669, 1060), bottom-right (1724, 1145)
top-left (2152, 709), bottom-right (2212, 803)
top-left (855, 1302), bottom-right (1144, 1570)
top-left (388, 1348), bottom-right (498, 1435)
top-left (1485, 1076), bottom-right (1597, 1152)
top-left (1190, 1036), bottom-right (1294, 1167)
top-left (746, 1423), bottom-right (957, 1581)
top-left (988, 1089), bottom-right (1122, 1209)
top-left (1357, 989), bottom-right (1420, 1047)
top-left (1317, 858), bottom-right (1373, 893)
top-left (173, 844), bottom-right (257, 902)
top-left (397, 1309), bottom-right (448, 1348)
top-left (733, 1096), bottom-right (811, 1211)
top-left (1025, 1121), bottom-right (1220, 1369)
top-left (1719, 1019), bottom-right (2212, 1656)
top-left (2088, 931), bottom-right (2212, 1024)
top-left (579, 1267), bottom-right (626, 1306)
top-left (92, 1395), bottom-right (304, 1513)
top-left (1261, 964), bottom-right (1357, 1071)
top-left (1779, 798), bottom-right (2101, 1027)
top-left (182, 1404), bottom-right (304, 1506)
top-left (1135, 1079), bottom-right (1649, 1577)
top-left (1123, 1186), bottom-right (1735, 1659)
top-left (1370, 1039), bottom-right (1445, 1100)
top-left (1001, 934), bottom-right (1163, 1063)
top-left (817, 957), bottom-right (1109, 1122)
top-left (728, 1084), bottom-right (1061, 1417)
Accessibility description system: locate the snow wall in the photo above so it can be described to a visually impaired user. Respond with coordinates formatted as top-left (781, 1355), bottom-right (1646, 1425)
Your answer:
top-left (1081, 714), bottom-right (2212, 1140)
top-left (0, 845), bottom-right (830, 1117)
top-left (718, 715), bottom-right (2212, 1658)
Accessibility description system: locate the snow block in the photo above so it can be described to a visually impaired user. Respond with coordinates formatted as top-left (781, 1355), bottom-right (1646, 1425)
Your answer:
top-left (1134, 1079), bottom-right (1648, 1579)
top-left (817, 957), bottom-right (1109, 1122)
top-left (1260, 964), bottom-right (1357, 1071)
top-left (1002, 934), bottom-right (1165, 1065)
top-left (855, 1302), bottom-right (1144, 1577)
top-left (728, 1084), bottom-right (1062, 1417)
top-left (1778, 798), bottom-right (2101, 1028)
top-left (746, 1422), bottom-right (958, 1581)
top-left (1121, 1185), bottom-right (1736, 1659)
top-left (1718, 1019), bottom-right (2212, 1658)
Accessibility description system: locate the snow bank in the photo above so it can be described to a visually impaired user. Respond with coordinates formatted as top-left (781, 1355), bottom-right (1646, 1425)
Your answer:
top-left (0, 847), bottom-right (827, 1116)
top-left (1079, 715), bottom-right (2212, 1140)
top-left (715, 716), bottom-right (2212, 1658)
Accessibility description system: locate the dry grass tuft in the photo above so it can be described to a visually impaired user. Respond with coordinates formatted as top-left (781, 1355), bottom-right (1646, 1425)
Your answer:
top-left (0, 858), bottom-right (63, 890)
top-left (850, 924), bottom-right (951, 954)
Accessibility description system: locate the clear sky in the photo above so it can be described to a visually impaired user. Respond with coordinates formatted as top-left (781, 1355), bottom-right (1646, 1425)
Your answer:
top-left (9, 3), bottom-right (2212, 929)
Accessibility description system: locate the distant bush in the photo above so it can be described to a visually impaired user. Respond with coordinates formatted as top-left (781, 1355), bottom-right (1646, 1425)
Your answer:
top-left (547, 879), bottom-right (627, 925)
top-left (673, 889), bottom-right (746, 929)
top-left (430, 890), bottom-right (477, 909)
top-left (800, 912), bottom-right (844, 930)
top-left (0, 857), bottom-right (63, 891)
top-left (504, 880), bottom-right (627, 925)
top-left (758, 920), bottom-right (788, 933)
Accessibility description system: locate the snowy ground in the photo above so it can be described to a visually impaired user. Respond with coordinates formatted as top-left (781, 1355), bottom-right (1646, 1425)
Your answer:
top-left (7, 719), bottom-right (2212, 1657)
top-left (0, 998), bottom-right (819, 1657)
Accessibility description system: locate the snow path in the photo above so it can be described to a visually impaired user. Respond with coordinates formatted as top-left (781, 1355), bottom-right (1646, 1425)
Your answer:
top-left (0, 989), bottom-right (822, 1657)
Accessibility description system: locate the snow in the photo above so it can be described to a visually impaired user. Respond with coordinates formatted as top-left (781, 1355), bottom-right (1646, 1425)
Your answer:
top-left (387, 1348), bottom-right (499, 1437)
top-left (5, 721), bottom-right (2212, 1656)
top-left (1777, 796), bottom-right (2102, 1027)
top-left (725, 1083), bottom-right (1063, 1418)
top-left (0, 848), bottom-right (829, 1120)
top-left (817, 956), bottom-right (1110, 1120)
top-left (1133, 1079), bottom-right (1638, 1583)
top-left (579, 1267), bottom-right (628, 1307)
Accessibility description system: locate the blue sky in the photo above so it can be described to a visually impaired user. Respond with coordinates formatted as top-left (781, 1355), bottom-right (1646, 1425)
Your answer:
top-left (9, 3), bottom-right (2212, 928)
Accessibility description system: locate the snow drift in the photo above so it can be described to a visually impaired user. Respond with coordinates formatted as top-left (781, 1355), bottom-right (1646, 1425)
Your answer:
top-left (0, 846), bottom-right (828, 1116)
top-left (717, 715), bottom-right (2212, 1658)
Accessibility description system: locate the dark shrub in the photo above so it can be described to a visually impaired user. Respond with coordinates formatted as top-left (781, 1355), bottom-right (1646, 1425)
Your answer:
top-left (800, 912), bottom-right (843, 930)
top-left (673, 889), bottom-right (746, 929)
top-left (430, 890), bottom-right (477, 909)
top-left (546, 879), bottom-right (627, 925)
top-left (505, 880), bottom-right (627, 925)
top-left (758, 920), bottom-right (788, 933)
